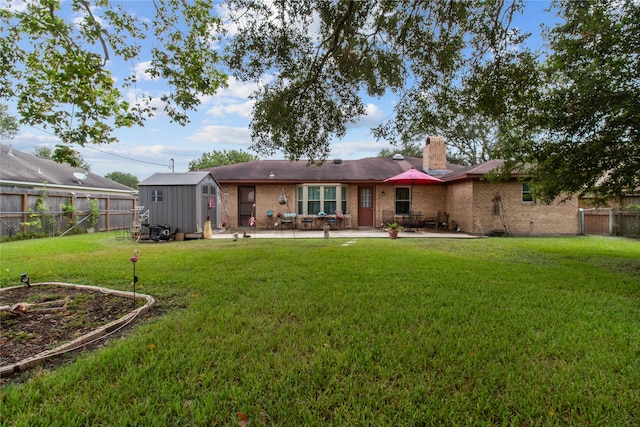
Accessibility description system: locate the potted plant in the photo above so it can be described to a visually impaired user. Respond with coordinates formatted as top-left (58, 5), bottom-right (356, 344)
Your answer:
top-left (387, 222), bottom-right (399, 239)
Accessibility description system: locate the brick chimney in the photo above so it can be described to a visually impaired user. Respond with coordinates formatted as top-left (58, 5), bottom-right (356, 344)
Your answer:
top-left (423, 136), bottom-right (447, 175)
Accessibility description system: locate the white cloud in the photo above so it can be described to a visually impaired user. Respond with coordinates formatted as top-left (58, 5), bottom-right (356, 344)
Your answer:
top-left (207, 100), bottom-right (254, 118)
top-left (347, 103), bottom-right (386, 130)
top-left (331, 138), bottom-right (391, 159)
top-left (0, 0), bottom-right (27, 12)
top-left (133, 61), bottom-right (155, 82)
top-left (123, 88), bottom-right (170, 119)
top-left (187, 125), bottom-right (252, 146)
top-left (202, 76), bottom-right (272, 118)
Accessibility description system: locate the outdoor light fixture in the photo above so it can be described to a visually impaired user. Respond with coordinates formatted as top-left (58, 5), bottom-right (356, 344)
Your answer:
top-left (269, 171), bottom-right (275, 178)
top-left (381, 191), bottom-right (385, 195)
top-left (20, 273), bottom-right (30, 287)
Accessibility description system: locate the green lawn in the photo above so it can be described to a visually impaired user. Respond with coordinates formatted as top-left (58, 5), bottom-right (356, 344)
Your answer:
top-left (1, 234), bottom-right (639, 426)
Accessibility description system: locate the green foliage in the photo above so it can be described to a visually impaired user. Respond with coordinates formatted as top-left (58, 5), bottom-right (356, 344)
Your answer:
top-left (4, 1), bottom-right (637, 201)
top-left (377, 145), bottom-right (422, 159)
top-left (500, 0), bottom-right (640, 202)
top-left (51, 144), bottom-right (91, 170)
top-left (188, 149), bottom-right (259, 170)
top-left (88, 198), bottom-right (99, 229)
top-left (0, 103), bottom-right (18, 140)
top-left (19, 183), bottom-right (55, 236)
top-left (104, 171), bottom-right (139, 189)
top-left (0, 235), bottom-right (639, 424)
top-left (33, 144), bottom-right (53, 159)
top-left (33, 143), bottom-right (91, 170)
top-left (60, 198), bottom-right (76, 226)
top-left (1, 0), bottom-right (227, 147)
top-left (225, 0), bottom-right (528, 163)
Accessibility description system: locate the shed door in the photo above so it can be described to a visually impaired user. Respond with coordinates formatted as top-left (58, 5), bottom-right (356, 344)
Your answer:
top-left (202, 185), bottom-right (217, 228)
top-left (238, 186), bottom-right (255, 227)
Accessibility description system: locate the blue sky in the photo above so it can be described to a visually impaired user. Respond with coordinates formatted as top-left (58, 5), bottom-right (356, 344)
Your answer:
top-left (4, 0), bottom-right (554, 181)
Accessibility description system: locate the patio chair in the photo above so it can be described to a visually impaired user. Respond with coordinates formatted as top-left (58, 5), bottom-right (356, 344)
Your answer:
top-left (424, 211), bottom-right (440, 229)
top-left (437, 212), bottom-right (449, 230)
top-left (114, 228), bottom-right (128, 240)
top-left (301, 216), bottom-right (314, 229)
top-left (325, 210), bottom-right (343, 230)
top-left (403, 211), bottom-right (422, 232)
top-left (281, 212), bottom-right (296, 228)
top-left (382, 210), bottom-right (395, 228)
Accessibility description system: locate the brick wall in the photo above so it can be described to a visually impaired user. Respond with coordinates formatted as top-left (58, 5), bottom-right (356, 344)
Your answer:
top-left (220, 180), bottom-right (579, 235)
top-left (375, 184), bottom-right (447, 226)
top-left (472, 181), bottom-right (579, 235)
top-left (446, 181), bottom-right (474, 232)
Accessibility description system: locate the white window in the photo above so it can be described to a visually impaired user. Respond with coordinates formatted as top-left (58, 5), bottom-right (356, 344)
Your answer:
top-left (522, 183), bottom-right (534, 203)
top-left (151, 189), bottom-right (163, 203)
top-left (395, 187), bottom-right (410, 214)
top-left (296, 184), bottom-right (348, 214)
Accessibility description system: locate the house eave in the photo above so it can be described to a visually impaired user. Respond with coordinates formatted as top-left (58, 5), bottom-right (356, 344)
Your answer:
top-left (0, 179), bottom-right (136, 195)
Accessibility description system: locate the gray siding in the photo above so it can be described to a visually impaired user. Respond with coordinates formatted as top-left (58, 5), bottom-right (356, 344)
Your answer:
top-left (139, 172), bottom-right (220, 234)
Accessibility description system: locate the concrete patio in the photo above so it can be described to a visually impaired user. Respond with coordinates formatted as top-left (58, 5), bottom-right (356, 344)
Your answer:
top-left (208, 228), bottom-right (482, 239)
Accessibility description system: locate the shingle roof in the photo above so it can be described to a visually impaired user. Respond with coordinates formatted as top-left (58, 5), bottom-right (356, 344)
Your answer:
top-left (207, 157), bottom-right (470, 183)
top-left (0, 143), bottom-right (134, 192)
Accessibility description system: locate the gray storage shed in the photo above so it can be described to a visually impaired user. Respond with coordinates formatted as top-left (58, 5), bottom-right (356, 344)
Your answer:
top-left (139, 172), bottom-right (221, 236)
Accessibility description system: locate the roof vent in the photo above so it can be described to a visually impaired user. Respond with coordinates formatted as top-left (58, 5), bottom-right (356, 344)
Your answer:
top-left (392, 154), bottom-right (404, 160)
top-left (332, 158), bottom-right (343, 164)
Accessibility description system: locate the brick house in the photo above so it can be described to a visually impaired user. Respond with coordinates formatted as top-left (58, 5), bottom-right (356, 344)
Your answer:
top-left (206, 137), bottom-right (579, 235)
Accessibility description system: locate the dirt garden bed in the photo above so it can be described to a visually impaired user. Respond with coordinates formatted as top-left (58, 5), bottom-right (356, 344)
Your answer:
top-left (1, 283), bottom-right (154, 385)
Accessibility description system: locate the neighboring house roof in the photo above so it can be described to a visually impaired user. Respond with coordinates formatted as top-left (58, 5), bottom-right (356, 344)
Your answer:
top-left (207, 157), bottom-right (470, 184)
top-left (139, 172), bottom-right (220, 187)
top-left (0, 143), bottom-right (134, 194)
top-left (443, 159), bottom-right (506, 181)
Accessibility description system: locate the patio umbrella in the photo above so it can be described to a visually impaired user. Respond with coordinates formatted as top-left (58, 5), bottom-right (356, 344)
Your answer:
top-left (384, 168), bottom-right (443, 211)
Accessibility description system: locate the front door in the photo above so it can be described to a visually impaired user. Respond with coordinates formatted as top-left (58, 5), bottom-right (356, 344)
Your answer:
top-left (238, 186), bottom-right (255, 227)
top-left (358, 186), bottom-right (374, 227)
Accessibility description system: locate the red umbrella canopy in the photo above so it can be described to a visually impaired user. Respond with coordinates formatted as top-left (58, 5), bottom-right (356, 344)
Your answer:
top-left (384, 168), bottom-right (443, 184)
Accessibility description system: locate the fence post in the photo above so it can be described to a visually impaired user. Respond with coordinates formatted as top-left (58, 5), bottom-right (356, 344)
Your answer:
top-left (610, 209), bottom-right (617, 236)
top-left (578, 208), bottom-right (584, 235)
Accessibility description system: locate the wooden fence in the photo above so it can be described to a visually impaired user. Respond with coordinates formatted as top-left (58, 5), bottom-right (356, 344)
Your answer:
top-left (0, 188), bottom-right (138, 238)
top-left (580, 208), bottom-right (640, 237)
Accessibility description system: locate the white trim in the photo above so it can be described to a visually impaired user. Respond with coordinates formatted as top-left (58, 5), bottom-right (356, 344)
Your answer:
top-left (0, 179), bottom-right (135, 195)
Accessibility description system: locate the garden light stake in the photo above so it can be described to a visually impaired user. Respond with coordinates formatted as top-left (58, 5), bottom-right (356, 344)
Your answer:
top-left (130, 250), bottom-right (138, 307)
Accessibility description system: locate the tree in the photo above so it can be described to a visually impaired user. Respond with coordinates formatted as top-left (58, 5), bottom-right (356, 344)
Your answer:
top-left (377, 145), bottom-right (422, 159)
top-left (377, 97), bottom-right (500, 166)
top-left (7, 1), bottom-right (637, 201)
top-left (224, 0), bottom-right (529, 163)
top-left (188, 149), bottom-right (258, 170)
top-left (1, 0), bottom-right (227, 149)
top-left (499, 0), bottom-right (640, 202)
top-left (105, 171), bottom-right (139, 189)
top-left (0, 104), bottom-right (18, 141)
top-left (33, 145), bottom-right (53, 159)
top-left (33, 144), bottom-right (91, 170)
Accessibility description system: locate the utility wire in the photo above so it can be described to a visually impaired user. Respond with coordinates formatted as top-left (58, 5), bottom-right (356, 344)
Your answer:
top-left (82, 145), bottom-right (171, 168)
top-left (26, 124), bottom-right (172, 168)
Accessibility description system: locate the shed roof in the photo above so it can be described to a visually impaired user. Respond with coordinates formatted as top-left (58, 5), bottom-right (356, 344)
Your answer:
top-left (0, 143), bottom-right (134, 193)
top-left (139, 172), bottom-right (220, 187)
